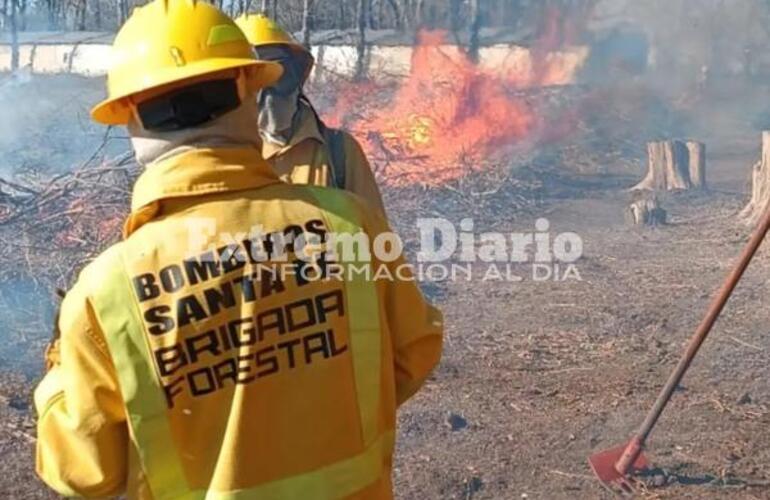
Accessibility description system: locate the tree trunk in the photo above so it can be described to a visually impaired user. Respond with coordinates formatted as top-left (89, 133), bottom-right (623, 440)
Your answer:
top-left (740, 131), bottom-right (770, 226)
top-left (631, 140), bottom-right (706, 192)
top-left (45, 0), bottom-right (59, 29)
top-left (375, 0), bottom-right (384, 29)
top-left (625, 194), bottom-right (667, 226)
top-left (116, 0), bottom-right (127, 26)
top-left (260, 0), bottom-right (267, 13)
top-left (93, 0), bottom-right (100, 30)
top-left (468, 0), bottom-right (481, 63)
top-left (76, 0), bottom-right (86, 30)
top-left (18, 0), bottom-right (25, 30)
top-left (301, 0), bottom-right (312, 48)
top-left (10, 0), bottom-right (19, 72)
top-left (414, 0), bottom-right (424, 26)
top-left (402, 0), bottom-right (414, 30)
top-left (385, 0), bottom-right (402, 30)
top-left (449, 0), bottom-right (462, 35)
top-left (368, 0), bottom-right (377, 28)
top-left (338, 0), bottom-right (345, 29)
top-left (355, 0), bottom-right (367, 80)
top-left (686, 141), bottom-right (706, 188)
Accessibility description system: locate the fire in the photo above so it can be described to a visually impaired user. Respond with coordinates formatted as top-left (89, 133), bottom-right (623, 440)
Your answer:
top-left (325, 28), bottom-right (585, 186)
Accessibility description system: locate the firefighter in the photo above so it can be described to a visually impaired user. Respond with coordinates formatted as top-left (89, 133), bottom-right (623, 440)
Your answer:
top-left (235, 13), bottom-right (387, 216)
top-left (33, 1), bottom-right (443, 498)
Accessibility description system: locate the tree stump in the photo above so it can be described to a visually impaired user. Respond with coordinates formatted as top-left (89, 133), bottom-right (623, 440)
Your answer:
top-left (686, 141), bottom-right (706, 188)
top-left (625, 194), bottom-right (667, 226)
top-left (631, 140), bottom-right (706, 191)
top-left (740, 131), bottom-right (770, 226)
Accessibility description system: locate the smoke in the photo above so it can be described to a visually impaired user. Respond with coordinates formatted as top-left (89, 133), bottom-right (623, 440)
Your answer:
top-left (0, 73), bottom-right (127, 176)
top-left (0, 74), bottom-right (132, 375)
top-left (0, 280), bottom-right (54, 376)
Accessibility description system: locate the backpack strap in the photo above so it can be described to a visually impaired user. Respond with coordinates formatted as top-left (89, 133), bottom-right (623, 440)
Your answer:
top-left (302, 96), bottom-right (348, 190)
top-left (324, 127), bottom-right (347, 190)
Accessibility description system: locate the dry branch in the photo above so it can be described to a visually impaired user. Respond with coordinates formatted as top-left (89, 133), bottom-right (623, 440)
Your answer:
top-left (0, 151), bottom-right (137, 290)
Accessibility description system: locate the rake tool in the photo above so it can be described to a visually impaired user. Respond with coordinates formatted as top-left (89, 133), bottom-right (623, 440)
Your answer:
top-left (588, 204), bottom-right (770, 495)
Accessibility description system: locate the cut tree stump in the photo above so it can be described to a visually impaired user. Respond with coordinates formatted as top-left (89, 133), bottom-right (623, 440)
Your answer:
top-left (625, 194), bottom-right (667, 226)
top-left (631, 140), bottom-right (706, 192)
top-left (686, 141), bottom-right (706, 188)
top-left (740, 131), bottom-right (770, 226)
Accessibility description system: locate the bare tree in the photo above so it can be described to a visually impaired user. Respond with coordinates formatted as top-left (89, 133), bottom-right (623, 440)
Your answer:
top-left (414, 0), bottom-right (425, 26)
top-left (75, 0), bottom-right (87, 30)
top-left (93, 0), bottom-right (101, 30)
top-left (385, 0), bottom-right (402, 30)
top-left (17, 0), bottom-right (25, 30)
top-left (449, 0), bottom-right (462, 43)
top-left (338, 0), bottom-right (347, 28)
top-left (116, 0), bottom-right (128, 26)
top-left (449, 0), bottom-right (461, 31)
top-left (355, 0), bottom-right (368, 80)
top-left (468, 0), bottom-right (481, 63)
top-left (301, 0), bottom-right (313, 47)
top-left (1, 0), bottom-right (20, 71)
top-left (370, 0), bottom-right (382, 29)
top-left (11, 0), bottom-right (18, 70)
top-left (45, 0), bottom-right (62, 29)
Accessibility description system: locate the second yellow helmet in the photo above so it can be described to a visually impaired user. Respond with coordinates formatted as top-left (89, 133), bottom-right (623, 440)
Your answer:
top-left (235, 13), bottom-right (309, 54)
top-left (235, 13), bottom-right (315, 81)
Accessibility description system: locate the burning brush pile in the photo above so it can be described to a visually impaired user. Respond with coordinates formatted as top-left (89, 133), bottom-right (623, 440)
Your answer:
top-left (320, 29), bottom-right (584, 188)
top-left (309, 24), bottom-right (607, 224)
top-left (0, 152), bottom-right (135, 289)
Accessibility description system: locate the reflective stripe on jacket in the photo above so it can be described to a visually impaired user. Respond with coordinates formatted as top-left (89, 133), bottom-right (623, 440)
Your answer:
top-left (34, 147), bottom-right (443, 499)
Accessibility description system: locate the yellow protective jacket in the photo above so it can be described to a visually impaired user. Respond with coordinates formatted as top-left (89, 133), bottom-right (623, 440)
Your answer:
top-left (34, 147), bottom-right (443, 499)
top-left (262, 102), bottom-right (387, 216)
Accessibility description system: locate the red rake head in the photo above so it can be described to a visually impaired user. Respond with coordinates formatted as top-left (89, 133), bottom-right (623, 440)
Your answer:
top-left (588, 439), bottom-right (650, 495)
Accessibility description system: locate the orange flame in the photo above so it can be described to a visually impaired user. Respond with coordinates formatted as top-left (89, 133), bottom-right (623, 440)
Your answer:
top-left (325, 28), bottom-right (583, 186)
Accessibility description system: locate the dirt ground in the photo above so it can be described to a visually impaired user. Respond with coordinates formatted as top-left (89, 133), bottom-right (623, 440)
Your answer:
top-left (388, 148), bottom-right (770, 499)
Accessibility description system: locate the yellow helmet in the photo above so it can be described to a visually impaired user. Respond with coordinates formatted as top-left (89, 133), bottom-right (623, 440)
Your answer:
top-left (91, 0), bottom-right (283, 125)
top-left (235, 13), bottom-right (307, 53)
top-left (234, 13), bottom-right (315, 79)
